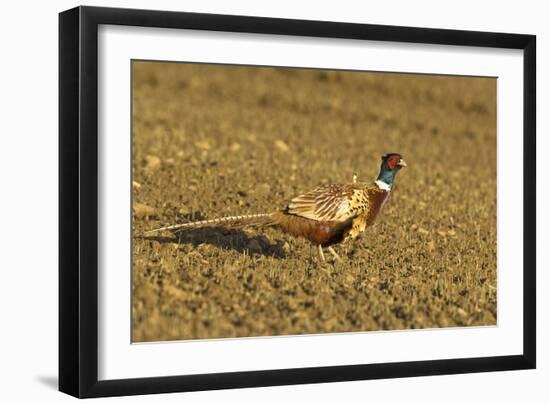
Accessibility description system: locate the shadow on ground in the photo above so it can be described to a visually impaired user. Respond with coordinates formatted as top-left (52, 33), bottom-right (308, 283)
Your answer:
top-left (139, 227), bottom-right (288, 259)
top-left (35, 375), bottom-right (58, 390)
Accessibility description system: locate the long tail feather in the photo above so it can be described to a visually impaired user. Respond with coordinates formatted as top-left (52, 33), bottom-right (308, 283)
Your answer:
top-left (144, 213), bottom-right (274, 234)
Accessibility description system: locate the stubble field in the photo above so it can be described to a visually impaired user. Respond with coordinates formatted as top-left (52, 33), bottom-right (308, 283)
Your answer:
top-left (131, 61), bottom-right (497, 342)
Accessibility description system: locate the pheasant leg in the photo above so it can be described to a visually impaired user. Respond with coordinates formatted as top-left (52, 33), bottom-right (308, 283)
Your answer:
top-left (328, 246), bottom-right (343, 263)
top-left (317, 244), bottom-right (326, 263)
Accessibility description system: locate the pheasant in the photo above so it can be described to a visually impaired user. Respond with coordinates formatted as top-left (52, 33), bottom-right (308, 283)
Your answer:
top-left (145, 153), bottom-right (407, 263)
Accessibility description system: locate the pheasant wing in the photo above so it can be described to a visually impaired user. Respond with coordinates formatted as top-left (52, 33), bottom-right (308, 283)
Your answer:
top-left (287, 184), bottom-right (363, 222)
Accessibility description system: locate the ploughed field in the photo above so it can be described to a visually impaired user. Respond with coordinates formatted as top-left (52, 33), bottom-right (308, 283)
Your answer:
top-left (132, 61), bottom-right (497, 342)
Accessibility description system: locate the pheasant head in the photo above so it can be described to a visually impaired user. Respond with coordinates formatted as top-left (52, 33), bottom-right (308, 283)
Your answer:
top-left (375, 153), bottom-right (407, 190)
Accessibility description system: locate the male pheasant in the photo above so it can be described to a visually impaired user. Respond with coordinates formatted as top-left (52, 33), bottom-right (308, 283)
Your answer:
top-left (145, 153), bottom-right (407, 263)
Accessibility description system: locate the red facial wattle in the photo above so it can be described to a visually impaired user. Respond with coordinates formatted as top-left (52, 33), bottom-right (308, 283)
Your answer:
top-left (386, 155), bottom-right (400, 170)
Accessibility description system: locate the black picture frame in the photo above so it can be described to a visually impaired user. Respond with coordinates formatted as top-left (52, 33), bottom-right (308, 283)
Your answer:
top-left (59, 5), bottom-right (536, 398)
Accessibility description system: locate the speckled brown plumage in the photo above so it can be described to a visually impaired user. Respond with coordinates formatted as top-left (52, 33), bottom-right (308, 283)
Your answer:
top-left (276, 182), bottom-right (390, 246)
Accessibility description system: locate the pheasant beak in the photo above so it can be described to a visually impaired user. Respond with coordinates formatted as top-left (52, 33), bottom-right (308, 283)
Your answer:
top-left (397, 158), bottom-right (407, 168)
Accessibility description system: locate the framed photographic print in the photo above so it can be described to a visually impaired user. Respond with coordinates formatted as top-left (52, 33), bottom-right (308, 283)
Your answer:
top-left (59, 6), bottom-right (536, 398)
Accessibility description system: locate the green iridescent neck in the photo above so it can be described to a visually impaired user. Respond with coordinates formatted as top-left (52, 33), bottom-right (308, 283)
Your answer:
top-left (376, 163), bottom-right (399, 189)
